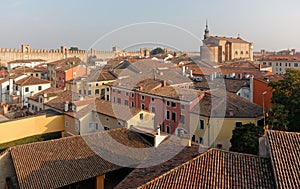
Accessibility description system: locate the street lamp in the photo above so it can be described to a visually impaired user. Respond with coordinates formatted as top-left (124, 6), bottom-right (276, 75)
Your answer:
top-left (262, 91), bottom-right (267, 128)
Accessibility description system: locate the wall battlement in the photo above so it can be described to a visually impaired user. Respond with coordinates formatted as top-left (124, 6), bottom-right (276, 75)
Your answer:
top-left (0, 44), bottom-right (160, 66)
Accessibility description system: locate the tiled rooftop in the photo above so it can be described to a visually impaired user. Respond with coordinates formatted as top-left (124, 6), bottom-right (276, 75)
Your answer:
top-left (266, 130), bottom-right (300, 189)
top-left (116, 141), bottom-right (206, 189)
top-left (14, 76), bottom-right (50, 86)
top-left (138, 148), bottom-right (275, 189)
top-left (9, 128), bottom-right (152, 189)
top-left (191, 90), bottom-right (263, 118)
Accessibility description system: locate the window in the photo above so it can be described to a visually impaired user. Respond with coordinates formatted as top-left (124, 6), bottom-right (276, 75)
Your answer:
top-left (117, 98), bottom-right (121, 104)
top-left (199, 120), bottom-right (204, 130)
top-left (125, 92), bottom-right (129, 96)
top-left (106, 88), bottom-right (109, 92)
top-left (150, 106), bottom-right (155, 113)
top-left (38, 86), bottom-right (42, 91)
top-left (131, 93), bottom-right (134, 98)
top-left (96, 83), bottom-right (98, 86)
top-left (95, 89), bottom-right (99, 94)
top-left (75, 122), bottom-right (79, 131)
top-left (106, 118), bottom-right (109, 122)
top-left (117, 90), bottom-right (121, 94)
top-left (295, 63), bottom-right (299, 67)
top-left (172, 112), bottom-right (176, 122)
top-left (172, 102), bottom-right (176, 108)
top-left (166, 125), bottom-right (170, 134)
top-left (141, 104), bottom-right (145, 110)
top-left (285, 63), bottom-right (288, 67)
top-left (88, 123), bottom-right (94, 131)
top-left (84, 90), bottom-right (86, 95)
top-left (166, 110), bottom-right (170, 120)
top-left (131, 101), bottom-right (134, 107)
top-left (95, 123), bottom-right (99, 131)
top-left (78, 90), bottom-right (81, 94)
top-left (246, 51), bottom-right (249, 54)
top-left (125, 100), bottom-right (129, 106)
top-left (113, 89), bottom-right (116, 92)
top-left (192, 135), bottom-right (196, 142)
top-left (25, 87), bottom-right (29, 92)
top-left (141, 95), bottom-right (145, 100)
top-left (88, 90), bottom-right (92, 95)
top-left (36, 74), bottom-right (38, 77)
top-left (65, 121), bottom-right (68, 127)
top-left (241, 51), bottom-right (244, 55)
top-left (39, 98), bottom-right (43, 103)
top-left (268, 62), bottom-right (272, 66)
top-left (166, 101), bottom-right (170, 106)
top-left (6, 85), bottom-right (9, 91)
top-left (235, 51), bottom-right (238, 55)
top-left (139, 113), bottom-right (144, 120)
top-left (181, 104), bottom-right (185, 109)
top-left (95, 114), bottom-right (98, 118)
top-left (104, 126), bottom-right (110, 131)
top-left (180, 114), bottom-right (185, 124)
top-left (88, 84), bottom-right (91, 87)
top-left (280, 63), bottom-right (282, 66)
top-left (113, 97), bottom-right (116, 103)
top-left (217, 144), bottom-right (223, 149)
top-left (263, 62), bottom-right (266, 65)
top-left (199, 137), bottom-right (203, 144)
top-left (276, 63), bottom-right (278, 66)
top-left (151, 98), bottom-right (155, 102)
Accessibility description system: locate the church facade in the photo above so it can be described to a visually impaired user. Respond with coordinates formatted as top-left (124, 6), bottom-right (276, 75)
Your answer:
top-left (200, 22), bottom-right (253, 63)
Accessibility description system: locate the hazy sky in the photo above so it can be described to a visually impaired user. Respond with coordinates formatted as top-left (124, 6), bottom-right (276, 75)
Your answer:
top-left (1, 0), bottom-right (300, 52)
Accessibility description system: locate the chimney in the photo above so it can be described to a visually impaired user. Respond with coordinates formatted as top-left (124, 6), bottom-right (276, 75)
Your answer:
top-left (154, 125), bottom-right (167, 147)
top-left (156, 125), bottom-right (160, 136)
top-left (228, 109), bottom-right (234, 116)
top-left (162, 80), bottom-right (167, 87)
top-left (64, 101), bottom-right (69, 112)
top-left (43, 93), bottom-right (47, 98)
top-left (189, 70), bottom-right (193, 78)
top-left (139, 86), bottom-right (144, 91)
top-left (182, 66), bottom-right (186, 76)
top-left (259, 64), bottom-right (262, 71)
top-left (180, 130), bottom-right (191, 147)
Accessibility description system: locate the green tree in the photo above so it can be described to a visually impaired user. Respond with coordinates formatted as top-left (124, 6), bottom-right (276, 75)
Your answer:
top-left (268, 68), bottom-right (300, 131)
top-left (230, 123), bottom-right (264, 155)
top-left (150, 47), bottom-right (165, 55)
top-left (267, 104), bottom-right (289, 131)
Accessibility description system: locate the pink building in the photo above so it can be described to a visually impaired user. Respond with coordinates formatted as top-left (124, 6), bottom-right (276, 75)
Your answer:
top-left (109, 79), bottom-right (204, 136)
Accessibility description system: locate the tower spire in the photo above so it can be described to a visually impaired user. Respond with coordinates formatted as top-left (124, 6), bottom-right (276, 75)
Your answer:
top-left (204, 19), bottom-right (210, 40)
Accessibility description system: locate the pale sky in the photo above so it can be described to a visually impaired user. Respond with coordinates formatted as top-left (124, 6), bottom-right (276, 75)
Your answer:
top-left (1, 0), bottom-right (300, 52)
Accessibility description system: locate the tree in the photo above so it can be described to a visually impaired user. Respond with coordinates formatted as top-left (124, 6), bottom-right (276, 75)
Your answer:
top-left (230, 123), bottom-right (264, 155)
top-left (267, 104), bottom-right (289, 131)
top-left (268, 68), bottom-right (300, 131)
top-left (150, 47), bottom-right (165, 55)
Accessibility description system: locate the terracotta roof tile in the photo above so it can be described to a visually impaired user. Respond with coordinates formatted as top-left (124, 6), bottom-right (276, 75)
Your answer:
top-left (9, 128), bottom-right (152, 189)
top-left (14, 76), bottom-right (50, 86)
top-left (266, 130), bottom-right (300, 188)
top-left (138, 149), bottom-right (275, 189)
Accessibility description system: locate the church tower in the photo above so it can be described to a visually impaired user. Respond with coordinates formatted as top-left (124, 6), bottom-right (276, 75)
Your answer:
top-left (204, 20), bottom-right (210, 39)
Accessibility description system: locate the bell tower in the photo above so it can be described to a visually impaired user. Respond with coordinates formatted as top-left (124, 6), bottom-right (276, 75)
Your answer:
top-left (204, 20), bottom-right (210, 39)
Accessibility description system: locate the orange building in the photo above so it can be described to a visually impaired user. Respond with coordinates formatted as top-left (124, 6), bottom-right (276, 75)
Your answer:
top-left (252, 74), bottom-right (282, 110)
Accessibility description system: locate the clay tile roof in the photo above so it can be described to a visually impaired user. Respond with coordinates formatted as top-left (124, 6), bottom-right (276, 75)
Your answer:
top-left (65, 99), bottom-right (146, 121)
top-left (9, 128), bottom-right (152, 189)
top-left (149, 86), bottom-right (204, 102)
top-left (116, 142), bottom-right (206, 189)
top-left (266, 130), bottom-right (300, 188)
top-left (95, 99), bottom-right (144, 121)
top-left (211, 36), bottom-right (251, 44)
top-left (27, 87), bottom-right (63, 101)
top-left (138, 149), bottom-right (275, 189)
top-left (14, 76), bottom-right (50, 86)
top-left (191, 90), bottom-right (263, 118)
top-left (8, 59), bottom-right (46, 64)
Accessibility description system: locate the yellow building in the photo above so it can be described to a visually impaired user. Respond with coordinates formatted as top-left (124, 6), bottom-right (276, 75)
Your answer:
top-left (64, 98), bottom-right (154, 136)
top-left (190, 91), bottom-right (263, 150)
top-left (66, 70), bottom-right (117, 99)
top-left (200, 22), bottom-right (253, 63)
